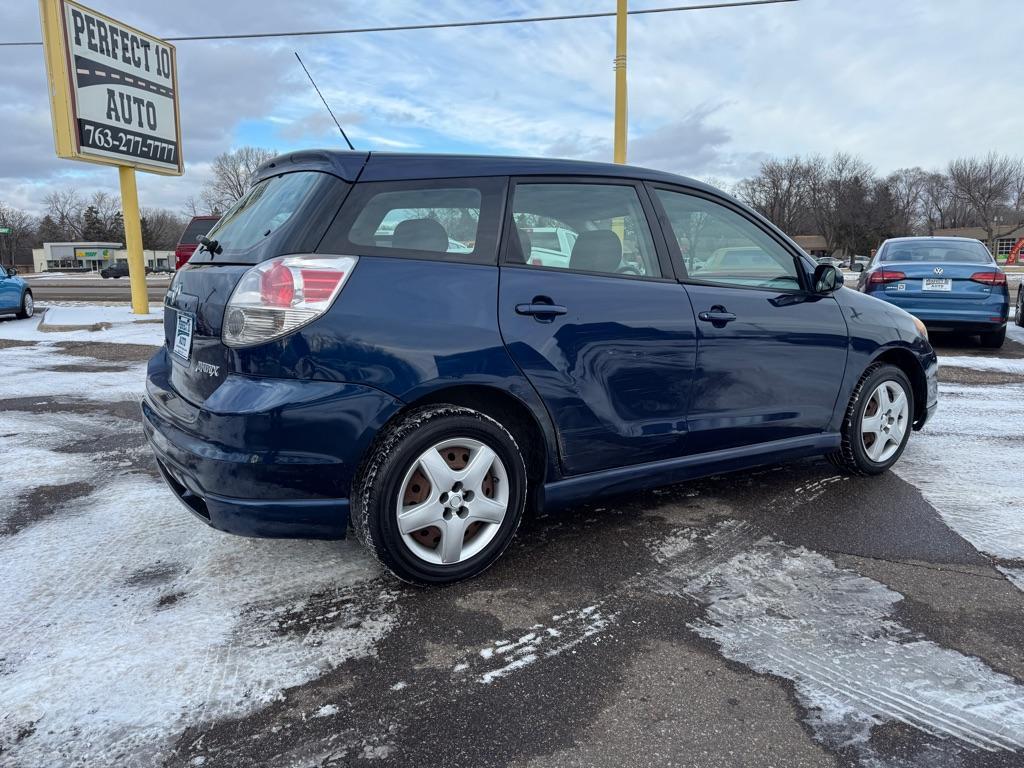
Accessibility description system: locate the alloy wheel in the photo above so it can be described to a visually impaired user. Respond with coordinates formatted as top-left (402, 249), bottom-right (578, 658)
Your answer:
top-left (396, 438), bottom-right (508, 565)
top-left (860, 380), bottom-right (909, 463)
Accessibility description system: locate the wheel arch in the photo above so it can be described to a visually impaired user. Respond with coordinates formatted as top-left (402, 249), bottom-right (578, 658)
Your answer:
top-left (390, 384), bottom-right (555, 506)
top-left (869, 346), bottom-right (928, 427)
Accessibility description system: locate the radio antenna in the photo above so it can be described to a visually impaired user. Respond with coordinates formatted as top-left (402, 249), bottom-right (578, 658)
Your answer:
top-left (294, 51), bottom-right (355, 150)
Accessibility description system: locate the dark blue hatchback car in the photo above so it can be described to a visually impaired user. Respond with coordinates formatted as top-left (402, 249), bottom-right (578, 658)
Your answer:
top-left (144, 150), bottom-right (938, 583)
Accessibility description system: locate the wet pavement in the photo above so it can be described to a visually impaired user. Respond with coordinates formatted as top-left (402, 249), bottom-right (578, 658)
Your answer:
top-left (1, 325), bottom-right (1023, 768)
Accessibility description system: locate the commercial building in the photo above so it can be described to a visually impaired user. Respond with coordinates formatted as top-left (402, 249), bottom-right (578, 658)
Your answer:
top-left (791, 235), bottom-right (834, 259)
top-left (31, 242), bottom-right (172, 272)
top-left (932, 225), bottom-right (1024, 260)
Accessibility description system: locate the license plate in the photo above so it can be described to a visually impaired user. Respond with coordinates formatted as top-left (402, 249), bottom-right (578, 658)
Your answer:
top-left (172, 313), bottom-right (194, 360)
top-left (922, 278), bottom-right (952, 292)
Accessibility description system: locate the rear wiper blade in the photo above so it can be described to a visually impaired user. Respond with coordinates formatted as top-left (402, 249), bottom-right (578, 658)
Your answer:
top-left (198, 235), bottom-right (222, 255)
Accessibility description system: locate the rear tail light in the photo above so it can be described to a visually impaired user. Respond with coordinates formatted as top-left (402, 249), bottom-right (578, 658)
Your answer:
top-left (867, 270), bottom-right (905, 286)
top-left (223, 255), bottom-right (357, 346)
top-left (969, 271), bottom-right (1006, 286)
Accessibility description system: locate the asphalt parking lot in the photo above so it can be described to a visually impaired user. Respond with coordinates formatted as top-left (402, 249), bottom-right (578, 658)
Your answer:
top-left (1, 319), bottom-right (1023, 768)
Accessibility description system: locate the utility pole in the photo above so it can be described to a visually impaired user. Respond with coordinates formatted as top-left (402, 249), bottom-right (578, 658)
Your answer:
top-left (613, 0), bottom-right (628, 164)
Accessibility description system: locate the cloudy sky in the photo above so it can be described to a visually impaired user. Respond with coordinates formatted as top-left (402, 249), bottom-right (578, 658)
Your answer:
top-left (2, 0), bottom-right (1022, 214)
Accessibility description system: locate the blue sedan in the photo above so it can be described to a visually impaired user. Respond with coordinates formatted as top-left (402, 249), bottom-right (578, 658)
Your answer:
top-left (856, 236), bottom-right (1009, 348)
top-left (0, 265), bottom-right (33, 320)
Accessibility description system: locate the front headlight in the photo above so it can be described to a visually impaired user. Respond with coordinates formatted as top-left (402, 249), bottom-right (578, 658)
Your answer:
top-left (912, 315), bottom-right (928, 341)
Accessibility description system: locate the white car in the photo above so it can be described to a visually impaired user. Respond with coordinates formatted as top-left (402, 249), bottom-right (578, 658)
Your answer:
top-left (522, 226), bottom-right (577, 268)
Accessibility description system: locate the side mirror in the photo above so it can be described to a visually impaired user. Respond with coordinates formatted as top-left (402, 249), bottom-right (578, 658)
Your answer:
top-left (7, 267), bottom-right (17, 276)
top-left (813, 264), bottom-right (842, 293)
top-left (851, 262), bottom-right (864, 272)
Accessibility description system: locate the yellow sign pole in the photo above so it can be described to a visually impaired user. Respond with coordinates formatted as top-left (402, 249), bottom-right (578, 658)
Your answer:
top-left (118, 166), bottom-right (149, 315)
top-left (613, 0), bottom-right (628, 164)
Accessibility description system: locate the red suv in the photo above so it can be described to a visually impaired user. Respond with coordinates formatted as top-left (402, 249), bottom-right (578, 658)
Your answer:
top-left (174, 215), bottom-right (220, 270)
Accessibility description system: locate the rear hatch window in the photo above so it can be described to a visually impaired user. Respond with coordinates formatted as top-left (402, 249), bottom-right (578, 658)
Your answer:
top-left (165, 171), bottom-right (350, 405)
top-left (880, 242), bottom-right (993, 264)
top-left (186, 171), bottom-right (351, 265)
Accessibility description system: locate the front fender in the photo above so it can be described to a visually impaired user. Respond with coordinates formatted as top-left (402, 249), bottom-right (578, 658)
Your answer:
top-left (829, 287), bottom-right (937, 431)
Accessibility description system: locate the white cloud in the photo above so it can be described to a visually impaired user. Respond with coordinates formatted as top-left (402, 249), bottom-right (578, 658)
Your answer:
top-left (1, 0), bottom-right (1022, 214)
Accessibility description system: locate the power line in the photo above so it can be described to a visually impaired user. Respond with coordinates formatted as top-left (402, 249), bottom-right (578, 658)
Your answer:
top-left (0, 1), bottom-right (798, 47)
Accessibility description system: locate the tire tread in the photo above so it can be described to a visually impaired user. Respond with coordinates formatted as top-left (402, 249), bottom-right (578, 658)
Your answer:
top-left (350, 404), bottom-right (526, 584)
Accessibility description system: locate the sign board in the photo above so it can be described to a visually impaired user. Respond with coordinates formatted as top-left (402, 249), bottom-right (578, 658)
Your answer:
top-left (75, 247), bottom-right (112, 260)
top-left (0, 227), bottom-right (11, 235)
top-left (39, 0), bottom-right (183, 175)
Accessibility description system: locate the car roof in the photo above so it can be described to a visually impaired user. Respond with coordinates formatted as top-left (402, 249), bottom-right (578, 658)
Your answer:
top-left (254, 149), bottom-right (720, 194)
top-left (881, 236), bottom-right (985, 245)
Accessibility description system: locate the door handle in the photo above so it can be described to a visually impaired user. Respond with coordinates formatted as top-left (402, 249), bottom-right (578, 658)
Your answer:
top-left (516, 302), bottom-right (567, 319)
top-left (698, 306), bottom-right (737, 325)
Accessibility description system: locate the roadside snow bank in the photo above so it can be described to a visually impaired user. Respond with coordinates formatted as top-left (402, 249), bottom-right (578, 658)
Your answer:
top-left (0, 305), bottom-right (164, 345)
top-left (938, 355), bottom-right (1024, 375)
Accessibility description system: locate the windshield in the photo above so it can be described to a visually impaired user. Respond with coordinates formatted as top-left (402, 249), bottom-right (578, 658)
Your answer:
top-left (880, 241), bottom-right (993, 264)
top-left (200, 172), bottom-right (324, 256)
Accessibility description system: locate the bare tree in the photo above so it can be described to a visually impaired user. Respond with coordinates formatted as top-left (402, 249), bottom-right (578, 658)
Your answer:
top-left (141, 208), bottom-right (188, 250)
top-left (806, 153), bottom-right (876, 256)
top-left (735, 156), bottom-right (812, 235)
top-left (0, 202), bottom-right (34, 268)
top-left (182, 196), bottom-right (205, 218)
top-left (885, 167), bottom-right (927, 235)
top-left (947, 153), bottom-right (1023, 244)
top-left (200, 146), bottom-right (275, 213)
top-left (43, 188), bottom-right (84, 240)
top-left (920, 172), bottom-right (966, 233)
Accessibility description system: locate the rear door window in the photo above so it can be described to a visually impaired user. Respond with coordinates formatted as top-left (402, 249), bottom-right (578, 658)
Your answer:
top-left (506, 182), bottom-right (662, 278)
top-left (321, 177), bottom-right (505, 264)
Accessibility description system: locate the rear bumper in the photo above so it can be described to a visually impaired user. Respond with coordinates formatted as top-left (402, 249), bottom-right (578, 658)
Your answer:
top-left (869, 291), bottom-right (1009, 332)
top-left (143, 347), bottom-right (402, 539)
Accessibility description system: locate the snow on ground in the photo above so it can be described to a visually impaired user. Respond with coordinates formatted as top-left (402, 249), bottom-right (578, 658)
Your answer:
top-left (0, 343), bottom-right (149, 402)
top-left (652, 520), bottom-right (1024, 760)
top-left (0, 352), bottom-right (391, 766)
top-left (895, 380), bottom-right (1024, 564)
top-left (937, 354), bottom-right (1024, 375)
top-left (0, 410), bottom-right (132, 502)
top-left (41, 304), bottom-right (163, 327)
top-left (0, 473), bottom-right (391, 767)
top-left (0, 308), bottom-right (164, 346)
top-left (1009, 322), bottom-right (1024, 345)
top-left (468, 604), bottom-right (616, 685)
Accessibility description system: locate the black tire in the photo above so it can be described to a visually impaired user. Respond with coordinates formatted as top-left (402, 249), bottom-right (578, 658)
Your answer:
top-left (828, 363), bottom-right (914, 476)
top-left (15, 290), bottom-right (33, 320)
top-left (351, 405), bottom-right (527, 585)
top-left (1015, 288), bottom-right (1023, 328)
top-left (979, 326), bottom-right (1006, 349)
